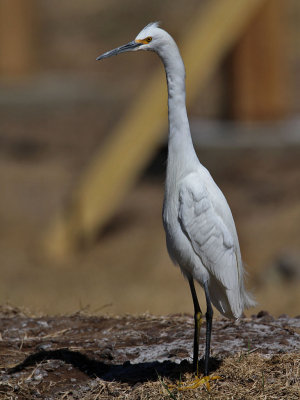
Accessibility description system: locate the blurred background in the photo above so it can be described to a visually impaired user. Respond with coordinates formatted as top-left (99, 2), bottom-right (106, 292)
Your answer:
top-left (0, 0), bottom-right (299, 317)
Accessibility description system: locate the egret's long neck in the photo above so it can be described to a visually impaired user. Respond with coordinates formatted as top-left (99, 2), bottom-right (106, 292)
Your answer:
top-left (159, 41), bottom-right (198, 178)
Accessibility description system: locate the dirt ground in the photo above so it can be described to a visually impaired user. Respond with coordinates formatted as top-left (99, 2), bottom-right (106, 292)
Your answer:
top-left (0, 306), bottom-right (299, 399)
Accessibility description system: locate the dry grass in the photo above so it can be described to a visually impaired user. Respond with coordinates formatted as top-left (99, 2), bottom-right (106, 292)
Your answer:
top-left (1, 353), bottom-right (298, 399)
top-left (86, 353), bottom-right (299, 400)
top-left (99, 353), bottom-right (299, 400)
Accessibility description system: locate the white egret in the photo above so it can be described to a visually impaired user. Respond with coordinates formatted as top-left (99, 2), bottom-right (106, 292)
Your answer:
top-left (97, 22), bottom-right (255, 386)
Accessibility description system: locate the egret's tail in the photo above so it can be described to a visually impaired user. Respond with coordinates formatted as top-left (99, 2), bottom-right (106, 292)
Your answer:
top-left (208, 276), bottom-right (256, 320)
top-left (242, 287), bottom-right (256, 310)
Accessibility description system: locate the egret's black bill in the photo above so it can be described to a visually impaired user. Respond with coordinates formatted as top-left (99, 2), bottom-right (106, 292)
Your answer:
top-left (96, 40), bottom-right (141, 61)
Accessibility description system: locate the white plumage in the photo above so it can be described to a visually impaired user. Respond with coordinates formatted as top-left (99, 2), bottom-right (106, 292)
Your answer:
top-left (97, 22), bottom-right (255, 378)
top-left (164, 166), bottom-right (253, 319)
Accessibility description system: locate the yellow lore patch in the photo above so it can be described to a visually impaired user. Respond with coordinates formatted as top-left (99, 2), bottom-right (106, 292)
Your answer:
top-left (135, 36), bottom-right (152, 44)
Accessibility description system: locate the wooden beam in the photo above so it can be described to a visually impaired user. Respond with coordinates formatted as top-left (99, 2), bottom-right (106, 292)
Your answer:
top-left (228, 0), bottom-right (288, 120)
top-left (47, 0), bottom-right (266, 257)
top-left (0, 0), bottom-right (37, 79)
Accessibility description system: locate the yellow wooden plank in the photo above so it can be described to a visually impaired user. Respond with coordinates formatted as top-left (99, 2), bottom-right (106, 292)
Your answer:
top-left (47, 0), bottom-right (266, 256)
top-left (182, 0), bottom-right (266, 99)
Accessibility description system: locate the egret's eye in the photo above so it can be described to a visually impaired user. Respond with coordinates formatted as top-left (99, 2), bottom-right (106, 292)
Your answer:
top-left (135, 36), bottom-right (152, 45)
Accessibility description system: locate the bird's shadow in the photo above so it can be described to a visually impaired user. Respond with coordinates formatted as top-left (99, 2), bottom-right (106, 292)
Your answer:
top-left (7, 348), bottom-right (222, 385)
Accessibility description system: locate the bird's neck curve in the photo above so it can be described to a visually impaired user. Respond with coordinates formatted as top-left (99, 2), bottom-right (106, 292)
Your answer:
top-left (158, 40), bottom-right (198, 180)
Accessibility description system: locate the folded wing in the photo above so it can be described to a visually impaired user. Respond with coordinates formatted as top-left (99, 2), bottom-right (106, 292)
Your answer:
top-left (178, 174), bottom-right (244, 318)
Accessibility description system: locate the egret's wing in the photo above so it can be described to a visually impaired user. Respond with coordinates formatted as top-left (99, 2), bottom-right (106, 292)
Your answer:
top-left (178, 177), bottom-right (239, 291)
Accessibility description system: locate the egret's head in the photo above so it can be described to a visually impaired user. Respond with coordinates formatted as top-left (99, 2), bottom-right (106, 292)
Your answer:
top-left (96, 22), bottom-right (170, 61)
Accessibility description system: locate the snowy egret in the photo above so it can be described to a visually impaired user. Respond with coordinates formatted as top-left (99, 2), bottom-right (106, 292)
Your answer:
top-left (97, 22), bottom-right (255, 385)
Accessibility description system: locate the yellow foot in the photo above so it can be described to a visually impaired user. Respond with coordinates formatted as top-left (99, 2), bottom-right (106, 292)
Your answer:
top-left (169, 375), bottom-right (222, 392)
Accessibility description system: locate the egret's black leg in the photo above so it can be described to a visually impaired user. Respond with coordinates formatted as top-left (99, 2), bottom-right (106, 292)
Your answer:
top-left (168, 281), bottom-right (219, 391)
top-left (188, 277), bottom-right (202, 374)
top-left (203, 281), bottom-right (213, 376)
